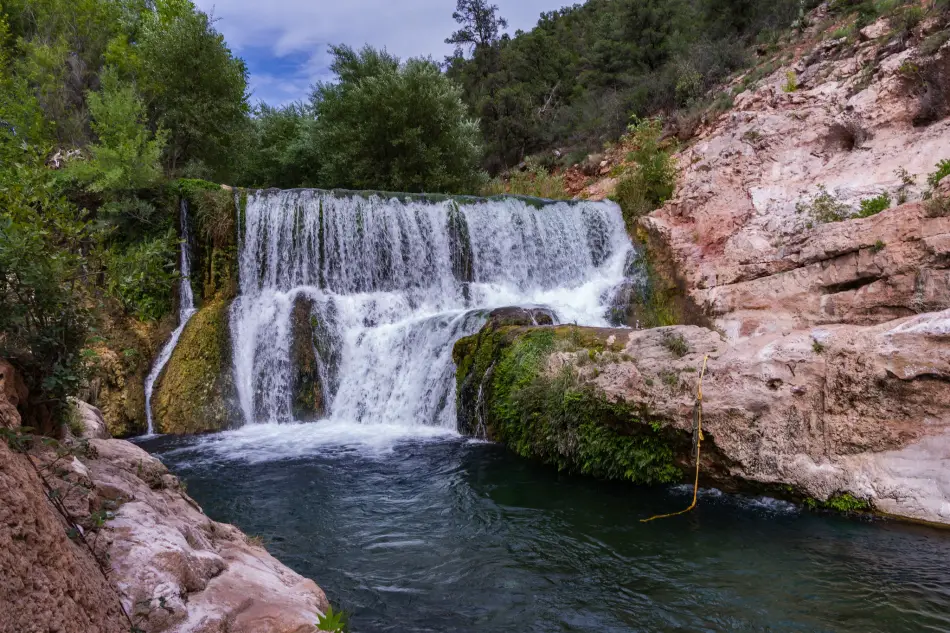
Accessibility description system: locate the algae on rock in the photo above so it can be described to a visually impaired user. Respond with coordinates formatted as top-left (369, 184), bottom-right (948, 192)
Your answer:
top-left (454, 317), bottom-right (683, 485)
top-left (290, 297), bottom-right (325, 421)
top-left (152, 299), bottom-right (234, 434)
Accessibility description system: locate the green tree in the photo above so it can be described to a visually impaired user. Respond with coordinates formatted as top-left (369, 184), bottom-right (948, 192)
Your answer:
top-left (138, 0), bottom-right (250, 181)
top-left (239, 102), bottom-right (320, 189)
top-left (311, 45), bottom-right (483, 194)
top-left (446, 0), bottom-right (508, 57)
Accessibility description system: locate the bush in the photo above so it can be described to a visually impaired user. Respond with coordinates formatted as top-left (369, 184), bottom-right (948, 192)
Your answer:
top-left (782, 71), bottom-right (799, 93)
top-left (856, 193), bottom-right (891, 217)
top-left (920, 30), bottom-right (950, 57)
top-left (928, 159), bottom-right (950, 189)
top-left (796, 185), bottom-right (852, 223)
top-left (826, 117), bottom-right (871, 151)
top-left (482, 165), bottom-right (569, 200)
top-left (103, 231), bottom-right (179, 321)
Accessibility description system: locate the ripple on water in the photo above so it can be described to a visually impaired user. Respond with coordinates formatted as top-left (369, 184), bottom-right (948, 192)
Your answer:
top-left (142, 433), bottom-right (950, 633)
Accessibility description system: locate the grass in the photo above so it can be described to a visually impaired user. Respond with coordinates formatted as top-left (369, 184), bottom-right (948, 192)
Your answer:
top-left (482, 165), bottom-right (570, 200)
top-left (782, 71), bottom-right (799, 93)
top-left (812, 339), bottom-right (826, 354)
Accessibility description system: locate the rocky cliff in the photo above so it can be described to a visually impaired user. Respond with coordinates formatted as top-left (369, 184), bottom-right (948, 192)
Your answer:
top-left (0, 360), bottom-right (329, 632)
top-left (457, 7), bottom-right (950, 526)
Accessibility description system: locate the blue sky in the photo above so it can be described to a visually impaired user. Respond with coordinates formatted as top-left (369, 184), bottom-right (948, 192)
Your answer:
top-left (193, 0), bottom-right (570, 106)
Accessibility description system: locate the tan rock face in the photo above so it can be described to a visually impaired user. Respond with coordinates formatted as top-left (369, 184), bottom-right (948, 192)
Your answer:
top-left (0, 365), bottom-right (129, 633)
top-left (544, 311), bottom-right (950, 525)
top-left (644, 22), bottom-right (950, 337)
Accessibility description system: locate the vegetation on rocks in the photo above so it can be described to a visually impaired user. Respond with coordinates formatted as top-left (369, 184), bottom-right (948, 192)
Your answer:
top-left (454, 323), bottom-right (682, 485)
top-left (152, 300), bottom-right (234, 435)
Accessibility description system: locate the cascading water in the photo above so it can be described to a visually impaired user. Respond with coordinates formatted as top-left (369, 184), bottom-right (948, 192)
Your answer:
top-left (143, 200), bottom-right (198, 435)
top-left (231, 190), bottom-right (638, 436)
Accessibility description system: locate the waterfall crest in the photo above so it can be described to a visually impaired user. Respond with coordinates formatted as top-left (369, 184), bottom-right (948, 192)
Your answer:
top-left (144, 200), bottom-right (198, 435)
top-left (232, 190), bottom-right (636, 431)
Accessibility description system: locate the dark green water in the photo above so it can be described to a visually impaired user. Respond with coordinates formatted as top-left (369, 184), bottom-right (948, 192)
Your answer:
top-left (143, 431), bottom-right (950, 633)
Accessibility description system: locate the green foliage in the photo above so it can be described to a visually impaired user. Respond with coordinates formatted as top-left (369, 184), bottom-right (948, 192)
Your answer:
top-left (812, 339), bottom-right (825, 354)
top-left (456, 327), bottom-right (682, 485)
top-left (446, 0), bottom-right (817, 171)
top-left (782, 70), bottom-right (799, 93)
top-left (310, 45), bottom-right (483, 194)
top-left (662, 332), bottom-right (690, 358)
top-left (316, 606), bottom-right (348, 632)
top-left (137, 1), bottom-right (250, 182)
top-left (614, 117), bottom-right (677, 226)
top-left (796, 185), bottom-right (852, 223)
top-left (806, 492), bottom-right (871, 512)
top-left (928, 159), bottom-right (950, 189)
top-left (103, 229), bottom-right (179, 321)
top-left (871, 240), bottom-right (885, 253)
top-left (920, 30), bottom-right (950, 57)
top-left (0, 153), bottom-right (90, 407)
top-left (482, 161), bottom-right (569, 199)
top-left (856, 193), bottom-right (891, 217)
top-left (239, 103), bottom-right (319, 189)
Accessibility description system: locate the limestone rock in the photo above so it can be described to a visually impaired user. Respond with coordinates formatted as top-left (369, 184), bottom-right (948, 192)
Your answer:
top-left (153, 299), bottom-right (235, 435)
top-left (69, 398), bottom-right (112, 440)
top-left (456, 311), bottom-right (950, 525)
top-left (87, 439), bottom-right (330, 633)
top-left (290, 297), bottom-right (325, 421)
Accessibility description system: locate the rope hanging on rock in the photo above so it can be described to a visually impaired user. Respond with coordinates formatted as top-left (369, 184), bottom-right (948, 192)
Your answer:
top-left (641, 354), bottom-right (709, 523)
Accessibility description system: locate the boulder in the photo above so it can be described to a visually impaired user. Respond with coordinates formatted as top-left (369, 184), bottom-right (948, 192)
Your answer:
top-left (290, 297), bottom-right (326, 421)
top-left (153, 299), bottom-right (235, 435)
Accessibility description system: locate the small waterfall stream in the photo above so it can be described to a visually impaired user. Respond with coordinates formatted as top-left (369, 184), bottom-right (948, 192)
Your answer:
top-left (144, 200), bottom-right (197, 435)
top-left (231, 190), bottom-right (637, 433)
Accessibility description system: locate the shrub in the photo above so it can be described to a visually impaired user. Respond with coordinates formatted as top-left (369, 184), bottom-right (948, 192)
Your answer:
top-left (925, 195), bottom-right (950, 217)
top-left (614, 117), bottom-right (677, 226)
top-left (662, 332), bottom-right (690, 358)
top-left (482, 163), bottom-right (570, 200)
top-left (782, 71), bottom-right (799, 93)
top-left (103, 230), bottom-right (179, 321)
top-left (920, 30), bottom-right (950, 57)
top-left (928, 159), bottom-right (950, 189)
top-left (796, 185), bottom-right (852, 223)
top-left (856, 193), bottom-right (891, 217)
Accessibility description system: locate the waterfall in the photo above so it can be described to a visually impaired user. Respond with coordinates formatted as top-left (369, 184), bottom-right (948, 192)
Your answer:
top-left (231, 190), bottom-right (637, 432)
top-left (144, 200), bottom-right (198, 435)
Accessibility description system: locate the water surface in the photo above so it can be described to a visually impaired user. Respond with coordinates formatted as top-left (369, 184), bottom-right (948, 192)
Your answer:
top-left (143, 428), bottom-right (950, 633)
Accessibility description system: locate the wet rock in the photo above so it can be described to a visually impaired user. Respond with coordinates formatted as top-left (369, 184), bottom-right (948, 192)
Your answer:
top-left (290, 297), bottom-right (325, 421)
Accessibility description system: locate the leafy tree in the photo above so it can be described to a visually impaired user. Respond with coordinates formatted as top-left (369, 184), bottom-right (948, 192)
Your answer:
top-left (312, 45), bottom-right (483, 194)
top-left (138, 1), bottom-right (250, 181)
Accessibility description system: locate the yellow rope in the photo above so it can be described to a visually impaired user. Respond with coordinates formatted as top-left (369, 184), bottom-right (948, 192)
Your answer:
top-left (641, 354), bottom-right (709, 523)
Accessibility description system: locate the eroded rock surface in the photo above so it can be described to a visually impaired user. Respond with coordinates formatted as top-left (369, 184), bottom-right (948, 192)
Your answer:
top-left (1, 361), bottom-right (330, 632)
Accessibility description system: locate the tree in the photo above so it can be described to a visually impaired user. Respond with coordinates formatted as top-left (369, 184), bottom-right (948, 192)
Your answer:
top-left (446, 0), bottom-right (508, 57)
top-left (138, 1), bottom-right (250, 182)
top-left (311, 45), bottom-right (483, 194)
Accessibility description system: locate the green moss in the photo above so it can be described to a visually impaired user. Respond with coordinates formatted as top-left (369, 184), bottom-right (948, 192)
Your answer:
top-left (804, 493), bottom-right (872, 513)
top-left (153, 299), bottom-right (234, 435)
top-left (290, 298), bottom-right (324, 421)
top-left (454, 325), bottom-right (682, 485)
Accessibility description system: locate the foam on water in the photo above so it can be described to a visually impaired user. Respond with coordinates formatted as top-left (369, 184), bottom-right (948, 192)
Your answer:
top-left (228, 190), bottom-right (638, 446)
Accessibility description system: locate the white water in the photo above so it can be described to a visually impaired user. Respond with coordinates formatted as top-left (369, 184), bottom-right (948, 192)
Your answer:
top-left (144, 200), bottom-right (198, 435)
top-left (230, 190), bottom-right (637, 440)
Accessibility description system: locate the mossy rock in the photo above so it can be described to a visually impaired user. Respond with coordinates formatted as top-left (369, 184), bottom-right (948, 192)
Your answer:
top-left (454, 322), bottom-right (685, 485)
top-left (290, 297), bottom-right (325, 421)
top-left (153, 300), bottom-right (235, 435)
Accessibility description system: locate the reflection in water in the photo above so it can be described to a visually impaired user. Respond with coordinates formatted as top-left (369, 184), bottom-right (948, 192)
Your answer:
top-left (144, 432), bottom-right (950, 633)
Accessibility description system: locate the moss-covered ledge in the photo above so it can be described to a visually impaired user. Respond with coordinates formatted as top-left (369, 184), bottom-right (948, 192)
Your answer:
top-left (453, 318), bottom-right (690, 485)
top-left (152, 299), bottom-right (235, 435)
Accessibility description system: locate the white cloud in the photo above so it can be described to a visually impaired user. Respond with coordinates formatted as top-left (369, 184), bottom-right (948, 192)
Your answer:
top-left (195, 0), bottom-right (568, 105)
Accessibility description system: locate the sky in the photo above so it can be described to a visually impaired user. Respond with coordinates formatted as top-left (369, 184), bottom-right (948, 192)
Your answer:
top-left (192, 0), bottom-right (569, 106)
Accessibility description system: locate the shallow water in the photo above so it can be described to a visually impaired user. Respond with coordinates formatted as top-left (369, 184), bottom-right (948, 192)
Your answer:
top-left (142, 429), bottom-right (950, 633)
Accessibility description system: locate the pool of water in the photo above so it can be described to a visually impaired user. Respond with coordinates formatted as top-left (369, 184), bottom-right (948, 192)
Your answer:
top-left (142, 428), bottom-right (950, 633)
